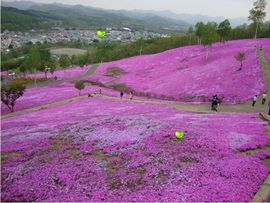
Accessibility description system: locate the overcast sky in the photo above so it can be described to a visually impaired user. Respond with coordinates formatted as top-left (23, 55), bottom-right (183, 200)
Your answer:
top-left (4, 0), bottom-right (270, 19)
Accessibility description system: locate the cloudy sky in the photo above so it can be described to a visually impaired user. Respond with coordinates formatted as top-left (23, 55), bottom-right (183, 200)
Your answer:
top-left (4, 0), bottom-right (270, 19)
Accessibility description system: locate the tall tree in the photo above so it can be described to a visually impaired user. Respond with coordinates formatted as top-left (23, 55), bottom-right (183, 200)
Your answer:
top-left (39, 49), bottom-right (51, 77)
top-left (249, 0), bottom-right (267, 39)
top-left (187, 26), bottom-right (194, 45)
top-left (28, 47), bottom-right (41, 71)
top-left (27, 47), bottom-right (41, 87)
top-left (217, 19), bottom-right (231, 43)
top-left (201, 22), bottom-right (219, 60)
top-left (195, 22), bottom-right (205, 45)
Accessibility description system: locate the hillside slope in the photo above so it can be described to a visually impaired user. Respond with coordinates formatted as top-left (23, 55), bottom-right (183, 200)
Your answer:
top-left (88, 39), bottom-right (270, 104)
top-left (2, 96), bottom-right (270, 201)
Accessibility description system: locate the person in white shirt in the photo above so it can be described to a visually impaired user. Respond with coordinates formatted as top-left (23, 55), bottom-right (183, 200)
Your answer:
top-left (252, 95), bottom-right (258, 107)
top-left (262, 93), bottom-right (267, 105)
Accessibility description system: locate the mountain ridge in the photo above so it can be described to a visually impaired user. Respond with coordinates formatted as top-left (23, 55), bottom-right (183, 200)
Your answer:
top-left (2, 0), bottom-right (248, 29)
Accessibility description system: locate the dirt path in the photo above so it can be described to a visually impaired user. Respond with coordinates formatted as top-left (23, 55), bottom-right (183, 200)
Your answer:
top-left (2, 93), bottom-right (269, 119)
top-left (260, 49), bottom-right (270, 93)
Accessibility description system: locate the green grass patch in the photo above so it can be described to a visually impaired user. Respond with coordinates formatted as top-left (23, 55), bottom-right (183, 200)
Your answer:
top-left (109, 83), bottom-right (128, 91)
top-left (105, 67), bottom-right (127, 77)
top-left (1, 151), bottom-right (21, 161)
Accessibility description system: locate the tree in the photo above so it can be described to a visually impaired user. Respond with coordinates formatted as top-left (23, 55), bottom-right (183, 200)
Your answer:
top-left (39, 49), bottom-right (52, 78)
top-left (217, 19), bottom-right (231, 43)
top-left (77, 54), bottom-right (87, 68)
top-left (136, 38), bottom-right (145, 55)
top-left (26, 47), bottom-right (41, 87)
top-left (71, 55), bottom-right (77, 66)
top-left (195, 22), bottom-right (205, 45)
top-left (249, 0), bottom-right (267, 39)
top-left (187, 26), bottom-right (194, 45)
top-left (59, 55), bottom-right (71, 68)
top-left (1, 80), bottom-right (26, 112)
top-left (74, 81), bottom-right (85, 95)
top-left (235, 52), bottom-right (246, 71)
top-left (19, 60), bottom-right (29, 77)
top-left (201, 22), bottom-right (219, 60)
top-left (28, 47), bottom-right (41, 71)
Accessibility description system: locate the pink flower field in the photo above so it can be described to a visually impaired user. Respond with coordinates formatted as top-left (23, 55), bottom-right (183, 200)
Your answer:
top-left (27, 65), bottom-right (91, 80)
top-left (1, 97), bottom-right (269, 201)
top-left (1, 83), bottom-right (168, 115)
top-left (88, 39), bottom-right (270, 103)
top-left (1, 83), bottom-right (95, 114)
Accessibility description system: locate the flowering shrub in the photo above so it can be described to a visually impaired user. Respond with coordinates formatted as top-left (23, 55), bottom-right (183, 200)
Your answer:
top-left (1, 97), bottom-right (269, 201)
top-left (88, 39), bottom-right (270, 103)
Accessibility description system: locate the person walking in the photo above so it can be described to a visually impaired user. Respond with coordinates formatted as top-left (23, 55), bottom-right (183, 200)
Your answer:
top-left (210, 95), bottom-right (218, 112)
top-left (129, 91), bottom-right (133, 100)
top-left (120, 91), bottom-right (124, 99)
top-left (268, 101), bottom-right (270, 115)
top-left (211, 96), bottom-right (216, 111)
top-left (213, 97), bottom-right (218, 112)
top-left (262, 93), bottom-right (267, 105)
top-left (252, 95), bottom-right (258, 107)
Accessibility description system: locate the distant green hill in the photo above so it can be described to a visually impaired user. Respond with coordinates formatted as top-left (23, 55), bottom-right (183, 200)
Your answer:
top-left (1, 5), bottom-right (189, 33)
top-left (1, 7), bottom-right (56, 30)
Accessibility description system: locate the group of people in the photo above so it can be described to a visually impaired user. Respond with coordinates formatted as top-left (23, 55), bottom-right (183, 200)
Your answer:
top-left (210, 95), bottom-right (221, 112)
top-left (252, 93), bottom-right (267, 106)
top-left (252, 93), bottom-right (270, 115)
top-left (120, 91), bottom-right (133, 100)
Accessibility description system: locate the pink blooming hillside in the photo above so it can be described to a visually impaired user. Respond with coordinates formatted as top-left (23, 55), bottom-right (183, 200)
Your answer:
top-left (88, 39), bottom-right (270, 103)
top-left (26, 65), bottom-right (91, 80)
top-left (1, 97), bottom-right (270, 201)
top-left (1, 83), bottom-right (93, 114)
top-left (0, 82), bottom-right (125, 115)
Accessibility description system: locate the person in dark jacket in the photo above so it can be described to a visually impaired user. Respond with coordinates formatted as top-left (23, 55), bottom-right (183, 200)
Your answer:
top-left (120, 91), bottom-right (124, 99)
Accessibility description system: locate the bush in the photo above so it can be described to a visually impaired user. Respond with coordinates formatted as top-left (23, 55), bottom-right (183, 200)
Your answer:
top-left (75, 81), bottom-right (85, 95)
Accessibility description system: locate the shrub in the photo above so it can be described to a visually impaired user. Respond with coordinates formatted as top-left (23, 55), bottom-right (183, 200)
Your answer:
top-left (235, 52), bottom-right (246, 71)
top-left (75, 81), bottom-right (85, 95)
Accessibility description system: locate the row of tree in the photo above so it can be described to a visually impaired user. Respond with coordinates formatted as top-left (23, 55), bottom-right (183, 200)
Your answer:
top-left (188, 0), bottom-right (267, 46)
